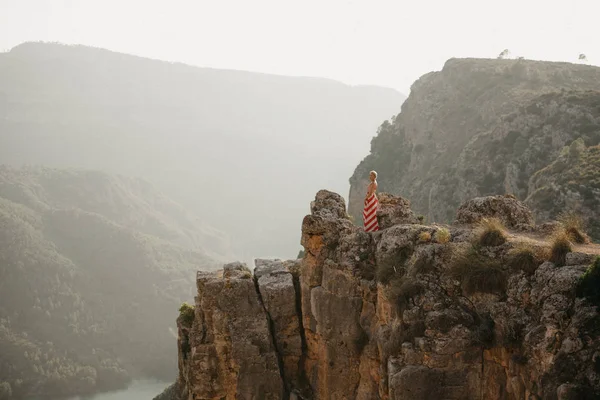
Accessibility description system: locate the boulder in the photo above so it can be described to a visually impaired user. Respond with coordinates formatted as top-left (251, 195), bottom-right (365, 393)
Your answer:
top-left (376, 192), bottom-right (420, 229)
top-left (455, 194), bottom-right (534, 228)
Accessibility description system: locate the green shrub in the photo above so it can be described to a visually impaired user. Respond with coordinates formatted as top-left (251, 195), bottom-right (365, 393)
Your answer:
top-left (434, 227), bottom-right (451, 244)
top-left (418, 231), bottom-right (431, 242)
top-left (549, 230), bottom-right (572, 267)
top-left (297, 249), bottom-right (305, 259)
top-left (178, 302), bottom-right (195, 327)
top-left (576, 257), bottom-right (600, 306)
top-left (451, 247), bottom-right (507, 295)
top-left (476, 218), bottom-right (507, 247)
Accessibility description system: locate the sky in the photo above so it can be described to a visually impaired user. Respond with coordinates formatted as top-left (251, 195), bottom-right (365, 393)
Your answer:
top-left (0, 0), bottom-right (598, 94)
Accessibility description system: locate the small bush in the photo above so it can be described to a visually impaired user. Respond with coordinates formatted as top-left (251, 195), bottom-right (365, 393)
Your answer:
top-left (576, 257), bottom-right (600, 306)
top-left (476, 218), bottom-right (507, 247)
top-left (549, 230), bottom-right (573, 267)
top-left (418, 231), bottom-right (432, 242)
top-left (434, 227), bottom-right (451, 244)
top-left (417, 215), bottom-right (426, 224)
top-left (558, 211), bottom-right (590, 244)
top-left (451, 247), bottom-right (507, 295)
top-left (297, 249), bottom-right (305, 259)
top-left (178, 302), bottom-right (195, 327)
top-left (507, 242), bottom-right (548, 275)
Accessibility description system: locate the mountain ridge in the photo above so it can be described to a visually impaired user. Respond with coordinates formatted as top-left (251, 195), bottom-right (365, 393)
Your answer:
top-left (0, 41), bottom-right (406, 259)
top-left (349, 57), bottom-right (600, 239)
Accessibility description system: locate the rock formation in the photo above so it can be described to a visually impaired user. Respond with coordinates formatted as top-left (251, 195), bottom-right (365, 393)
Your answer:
top-left (349, 58), bottom-right (600, 242)
top-left (455, 194), bottom-right (534, 229)
top-left (159, 190), bottom-right (600, 400)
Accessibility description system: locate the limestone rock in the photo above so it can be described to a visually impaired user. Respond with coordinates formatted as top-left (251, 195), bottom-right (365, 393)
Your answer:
top-left (178, 262), bottom-right (284, 400)
top-left (455, 194), bottom-right (534, 228)
top-left (170, 190), bottom-right (600, 400)
top-left (254, 259), bottom-right (305, 393)
top-left (376, 192), bottom-right (420, 229)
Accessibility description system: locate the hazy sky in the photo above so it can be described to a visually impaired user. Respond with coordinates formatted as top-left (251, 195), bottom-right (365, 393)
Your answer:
top-left (1, 0), bottom-right (598, 93)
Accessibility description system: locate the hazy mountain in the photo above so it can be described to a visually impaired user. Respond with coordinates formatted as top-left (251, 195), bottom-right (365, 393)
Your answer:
top-left (349, 58), bottom-right (600, 240)
top-left (0, 166), bottom-right (220, 399)
top-left (0, 42), bottom-right (406, 259)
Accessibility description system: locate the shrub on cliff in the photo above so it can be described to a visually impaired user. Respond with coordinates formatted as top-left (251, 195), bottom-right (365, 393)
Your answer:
top-left (387, 278), bottom-right (425, 311)
top-left (475, 218), bottom-right (507, 247)
top-left (451, 247), bottom-right (507, 295)
top-left (549, 230), bottom-right (573, 267)
top-left (558, 211), bottom-right (591, 244)
top-left (576, 257), bottom-right (600, 306)
top-left (507, 241), bottom-right (548, 275)
top-left (178, 302), bottom-right (195, 327)
top-left (434, 227), bottom-right (451, 244)
top-left (418, 231), bottom-right (432, 242)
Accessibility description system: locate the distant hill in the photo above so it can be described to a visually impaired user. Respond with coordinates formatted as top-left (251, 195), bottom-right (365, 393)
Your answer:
top-left (0, 166), bottom-right (220, 399)
top-left (0, 42), bottom-right (406, 258)
top-left (349, 58), bottom-right (600, 240)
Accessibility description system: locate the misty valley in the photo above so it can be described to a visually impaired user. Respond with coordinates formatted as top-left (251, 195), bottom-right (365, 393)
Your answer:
top-left (1, 21), bottom-right (600, 400)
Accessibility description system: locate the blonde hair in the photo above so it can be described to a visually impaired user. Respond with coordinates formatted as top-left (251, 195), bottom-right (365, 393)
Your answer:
top-left (369, 170), bottom-right (378, 179)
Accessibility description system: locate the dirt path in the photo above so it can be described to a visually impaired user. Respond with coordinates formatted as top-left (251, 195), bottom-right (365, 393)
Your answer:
top-left (508, 230), bottom-right (600, 256)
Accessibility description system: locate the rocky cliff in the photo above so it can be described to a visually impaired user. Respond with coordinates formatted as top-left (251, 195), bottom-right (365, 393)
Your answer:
top-left (349, 58), bottom-right (600, 242)
top-left (157, 190), bottom-right (600, 400)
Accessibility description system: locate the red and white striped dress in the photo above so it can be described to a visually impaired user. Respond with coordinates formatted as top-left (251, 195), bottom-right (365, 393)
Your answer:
top-left (363, 193), bottom-right (380, 232)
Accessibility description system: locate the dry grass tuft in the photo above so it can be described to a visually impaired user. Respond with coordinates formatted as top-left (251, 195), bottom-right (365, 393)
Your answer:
top-left (418, 231), bottom-right (432, 242)
top-left (549, 229), bottom-right (573, 267)
top-left (434, 227), bottom-right (451, 244)
top-left (386, 277), bottom-right (425, 311)
top-left (476, 218), bottom-right (507, 247)
top-left (558, 211), bottom-right (590, 244)
top-left (507, 241), bottom-right (548, 275)
top-left (451, 247), bottom-right (507, 295)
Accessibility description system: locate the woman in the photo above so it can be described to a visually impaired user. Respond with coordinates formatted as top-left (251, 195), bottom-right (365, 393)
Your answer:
top-left (363, 170), bottom-right (380, 232)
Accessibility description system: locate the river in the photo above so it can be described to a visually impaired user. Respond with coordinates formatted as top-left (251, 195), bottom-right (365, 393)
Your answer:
top-left (64, 380), bottom-right (169, 400)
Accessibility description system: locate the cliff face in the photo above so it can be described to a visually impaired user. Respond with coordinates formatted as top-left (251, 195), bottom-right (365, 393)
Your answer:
top-left (162, 190), bottom-right (600, 400)
top-left (349, 59), bottom-right (600, 241)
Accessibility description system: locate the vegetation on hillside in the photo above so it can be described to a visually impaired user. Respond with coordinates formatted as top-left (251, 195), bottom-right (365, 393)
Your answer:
top-left (0, 42), bottom-right (404, 259)
top-left (350, 58), bottom-right (600, 235)
top-left (0, 167), bottom-right (218, 399)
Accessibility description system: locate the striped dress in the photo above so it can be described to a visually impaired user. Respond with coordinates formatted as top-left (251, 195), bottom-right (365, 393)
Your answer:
top-left (363, 193), bottom-right (380, 232)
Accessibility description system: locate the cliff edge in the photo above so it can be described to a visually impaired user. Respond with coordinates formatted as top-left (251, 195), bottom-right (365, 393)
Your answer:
top-left (159, 190), bottom-right (600, 400)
